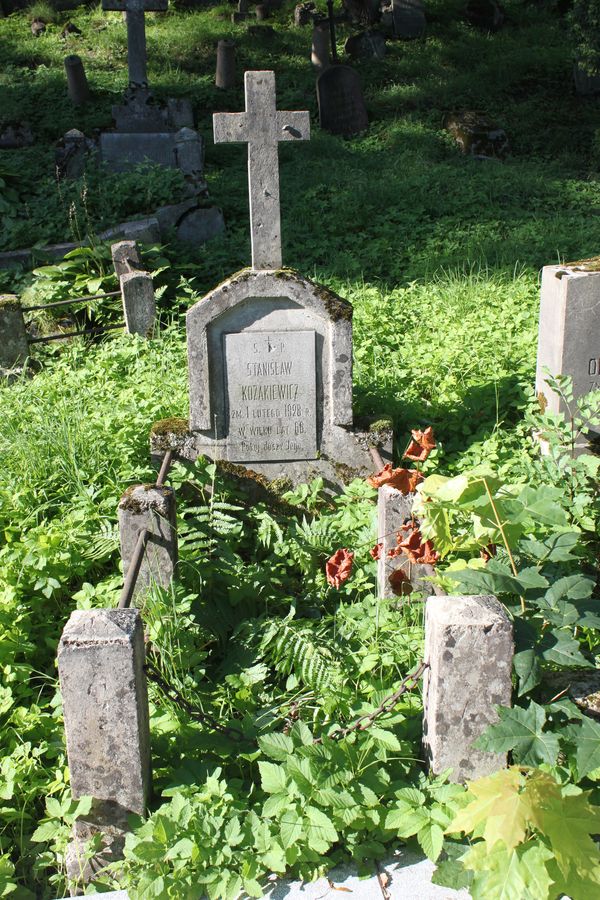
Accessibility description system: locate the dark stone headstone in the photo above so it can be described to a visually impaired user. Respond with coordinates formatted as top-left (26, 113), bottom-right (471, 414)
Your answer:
top-left (317, 65), bottom-right (368, 137)
top-left (345, 29), bottom-right (386, 59)
top-left (465, 0), bottom-right (504, 31)
top-left (444, 111), bottom-right (509, 159)
top-left (392, 0), bottom-right (425, 38)
top-left (99, 131), bottom-right (178, 172)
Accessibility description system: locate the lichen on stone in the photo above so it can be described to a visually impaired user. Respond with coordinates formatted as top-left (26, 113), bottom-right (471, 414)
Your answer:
top-left (150, 417), bottom-right (190, 437)
top-left (564, 255), bottom-right (600, 272)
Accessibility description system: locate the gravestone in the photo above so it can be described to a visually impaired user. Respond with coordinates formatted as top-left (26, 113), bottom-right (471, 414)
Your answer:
top-left (345, 29), bottom-right (386, 59)
top-left (317, 65), bottom-right (369, 137)
top-left (392, 0), bottom-right (425, 38)
top-left (536, 258), bottom-right (600, 428)
top-left (150, 70), bottom-right (392, 488)
top-left (99, 0), bottom-right (204, 181)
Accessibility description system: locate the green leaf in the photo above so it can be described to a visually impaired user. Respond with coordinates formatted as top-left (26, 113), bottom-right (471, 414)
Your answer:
top-left (565, 717), bottom-right (600, 780)
top-left (518, 485), bottom-right (569, 527)
top-left (474, 702), bottom-right (560, 766)
top-left (369, 727), bottom-right (402, 751)
top-left (30, 821), bottom-right (59, 843)
top-left (540, 630), bottom-right (593, 668)
top-left (513, 649), bottom-right (541, 697)
top-left (258, 762), bottom-right (287, 794)
top-left (418, 821), bottom-right (444, 861)
top-left (258, 733), bottom-right (294, 761)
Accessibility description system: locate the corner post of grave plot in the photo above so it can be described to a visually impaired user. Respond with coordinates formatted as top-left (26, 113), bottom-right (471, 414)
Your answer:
top-left (118, 484), bottom-right (178, 603)
top-left (58, 608), bottom-right (151, 889)
top-left (0, 295), bottom-right (29, 369)
top-left (423, 594), bottom-right (513, 783)
top-left (112, 241), bottom-right (155, 337)
top-left (376, 486), bottom-right (434, 598)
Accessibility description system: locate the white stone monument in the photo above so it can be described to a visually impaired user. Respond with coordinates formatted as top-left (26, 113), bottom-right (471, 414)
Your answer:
top-left (150, 70), bottom-right (392, 488)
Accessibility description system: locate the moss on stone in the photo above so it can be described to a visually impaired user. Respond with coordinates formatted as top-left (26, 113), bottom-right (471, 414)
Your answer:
top-left (150, 417), bottom-right (190, 437)
top-left (564, 255), bottom-right (600, 272)
top-left (0, 295), bottom-right (21, 312)
top-left (369, 417), bottom-right (393, 433)
top-left (332, 461), bottom-right (362, 484)
top-left (119, 483), bottom-right (173, 514)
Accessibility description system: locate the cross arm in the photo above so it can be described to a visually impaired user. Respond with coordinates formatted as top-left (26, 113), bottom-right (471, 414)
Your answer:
top-left (276, 110), bottom-right (310, 142)
top-left (213, 112), bottom-right (249, 144)
top-left (102, 0), bottom-right (168, 11)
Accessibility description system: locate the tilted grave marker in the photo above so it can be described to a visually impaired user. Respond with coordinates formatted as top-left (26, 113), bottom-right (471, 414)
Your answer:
top-left (536, 258), bottom-right (600, 431)
top-left (391, 0), bottom-right (425, 39)
top-left (150, 70), bottom-right (392, 487)
top-left (102, 0), bottom-right (168, 88)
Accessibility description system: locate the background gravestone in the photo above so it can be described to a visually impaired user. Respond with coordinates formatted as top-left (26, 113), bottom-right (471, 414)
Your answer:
top-left (392, 0), bottom-right (425, 38)
top-left (151, 70), bottom-right (392, 487)
top-left (317, 65), bottom-right (369, 137)
top-left (536, 258), bottom-right (600, 428)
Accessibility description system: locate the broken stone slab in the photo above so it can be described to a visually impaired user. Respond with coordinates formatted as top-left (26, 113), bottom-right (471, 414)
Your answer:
top-left (175, 205), bottom-right (225, 246)
top-left (423, 594), bottom-right (513, 783)
top-left (118, 484), bottom-right (178, 599)
top-left (444, 110), bottom-right (509, 159)
top-left (98, 216), bottom-right (162, 244)
top-left (111, 239), bottom-right (143, 279)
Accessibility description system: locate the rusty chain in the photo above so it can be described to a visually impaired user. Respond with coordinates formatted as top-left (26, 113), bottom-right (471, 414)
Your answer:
top-left (144, 655), bottom-right (428, 746)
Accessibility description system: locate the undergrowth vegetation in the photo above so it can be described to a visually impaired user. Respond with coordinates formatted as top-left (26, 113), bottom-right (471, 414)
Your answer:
top-left (1, 0), bottom-right (600, 897)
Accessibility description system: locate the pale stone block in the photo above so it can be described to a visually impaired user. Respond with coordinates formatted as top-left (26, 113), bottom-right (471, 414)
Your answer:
top-left (536, 261), bottom-right (600, 423)
top-left (0, 295), bottom-right (29, 368)
top-left (120, 271), bottom-right (155, 337)
top-left (423, 594), bottom-right (513, 783)
top-left (111, 239), bottom-right (142, 279)
top-left (118, 485), bottom-right (177, 598)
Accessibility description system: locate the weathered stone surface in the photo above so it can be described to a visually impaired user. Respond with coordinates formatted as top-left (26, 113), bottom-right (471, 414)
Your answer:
top-left (0, 295), bottom-right (29, 368)
top-left (311, 22), bottom-right (330, 70)
top-left (216, 39), bottom-right (236, 88)
top-left (111, 239), bottom-right (143, 279)
top-left (542, 669), bottom-right (600, 718)
top-left (64, 54), bottom-right (90, 105)
top-left (55, 128), bottom-right (93, 180)
top-left (0, 121), bottom-right (33, 149)
top-left (120, 271), bottom-right (155, 336)
top-left (166, 97), bottom-right (194, 129)
top-left (58, 608), bottom-right (151, 815)
top-left (392, 0), bottom-right (425, 38)
top-left (377, 486), bottom-right (433, 598)
top-left (536, 260), bottom-right (600, 425)
top-left (174, 127), bottom-right (204, 181)
top-left (99, 131), bottom-right (177, 172)
top-left (213, 71), bottom-right (310, 270)
top-left (423, 594), bottom-right (513, 782)
top-left (444, 110), bottom-right (509, 159)
top-left (317, 65), bottom-right (369, 137)
top-left (176, 205), bottom-right (225, 245)
top-left (345, 29), bottom-right (386, 59)
top-left (118, 484), bottom-right (178, 597)
top-left (102, 0), bottom-right (167, 87)
top-left (295, 1), bottom-right (316, 25)
top-left (100, 216), bottom-right (161, 244)
top-left (0, 249), bottom-right (32, 269)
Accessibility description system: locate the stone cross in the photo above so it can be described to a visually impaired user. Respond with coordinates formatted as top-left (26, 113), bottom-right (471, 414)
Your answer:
top-left (102, 0), bottom-right (168, 88)
top-left (213, 70), bottom-right (310, 270)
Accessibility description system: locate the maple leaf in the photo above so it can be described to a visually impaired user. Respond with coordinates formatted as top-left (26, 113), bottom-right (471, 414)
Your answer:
top-left (325, 548), bottom-right (354, 589)
top-left (366, 465), bottom-right (424, 493)
top-left (388, 568), bottom-right (413, 596)
top-left (369, 543), bottom-right (382, 561)
top-left (448, 767), bottom-right (530, 850)
top-left (462, 840), bottom-right (554, 900)
top-left (403, 426), bottom-right (436, 462)
top-left (564, 716), bottom-right (600, 780)
top-left (392, 524), bottom-right (440, 566)
top-left (474, 701), bottom-right (560, 766)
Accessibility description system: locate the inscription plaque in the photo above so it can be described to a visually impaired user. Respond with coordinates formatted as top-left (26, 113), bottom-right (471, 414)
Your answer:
top-left (224, 330), bottom-right (317, 461)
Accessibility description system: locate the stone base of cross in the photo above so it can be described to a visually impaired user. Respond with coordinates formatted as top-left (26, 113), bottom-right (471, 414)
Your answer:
top-left (213, 71), bottom-right (310, 270)
top-left (102, 0), bottom-right (168, 88)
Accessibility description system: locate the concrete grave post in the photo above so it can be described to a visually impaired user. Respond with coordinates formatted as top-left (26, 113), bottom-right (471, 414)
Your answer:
top-left (58, 608), bottom-right (151, 886)
top-left (377, 485), bottom-right (434, 598)
top-left (216, 39), bottom-right (236, 88)
top-left (0, 295), bottom-right (29, 369)
top-left (423, 594), bottom-right (513, 783)
top-left (536, 259), bottom-right (600, 427)
top-left (111, 239), bottom-right (143, 279)
top-left (311, 22), bottom-right (330, 70)
top-left (118, 484), bottom-right (177, 599)
top-left (64, 54), bottom-right (90, 105)
top-left (174, 127), bottom-right (205, 181)
top-left (121, 272), bottom-right (156, 336)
